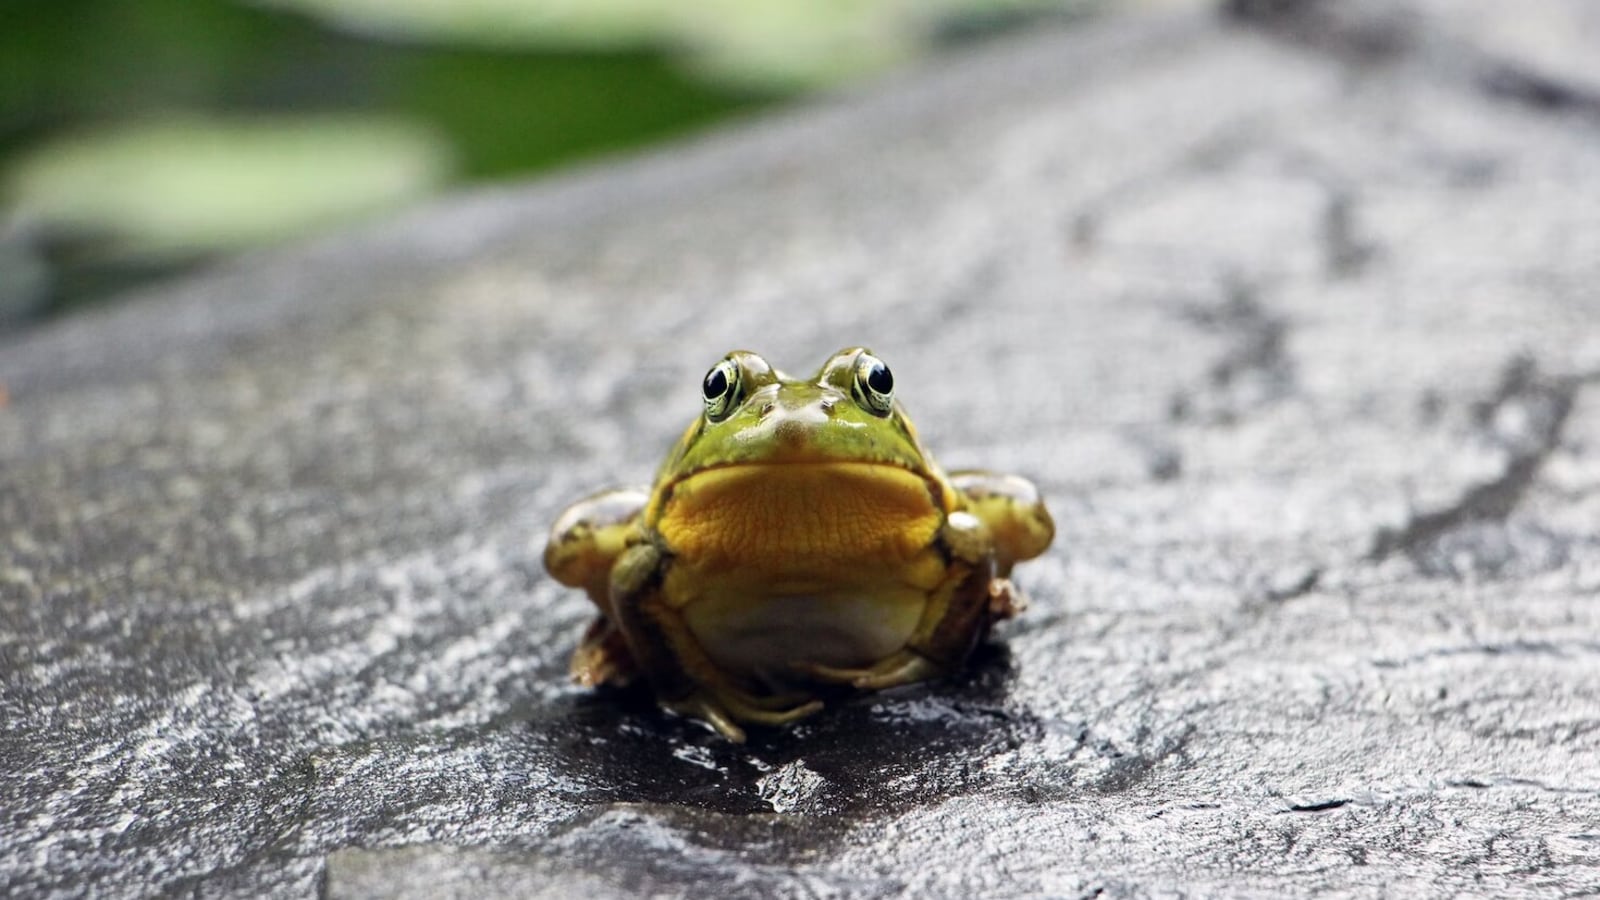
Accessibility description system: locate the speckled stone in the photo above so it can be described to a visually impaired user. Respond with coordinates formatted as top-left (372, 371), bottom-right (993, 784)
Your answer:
top-left (3, 2), bottom-right (1599, 897)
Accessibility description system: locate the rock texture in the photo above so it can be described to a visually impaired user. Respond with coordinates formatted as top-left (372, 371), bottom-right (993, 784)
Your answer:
top-left (3, 2), bottom-right (1599, 896)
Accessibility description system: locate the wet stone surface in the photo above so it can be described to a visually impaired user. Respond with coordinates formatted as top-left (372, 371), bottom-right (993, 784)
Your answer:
top-left (4, 2), bottom-right (1600, 896)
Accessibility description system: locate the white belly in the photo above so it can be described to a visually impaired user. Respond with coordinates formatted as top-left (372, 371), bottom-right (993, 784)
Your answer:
top-left (683, 586), bottom-right (928, 680)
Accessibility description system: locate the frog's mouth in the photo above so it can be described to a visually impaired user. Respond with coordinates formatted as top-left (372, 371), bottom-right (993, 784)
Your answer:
top-left (654, 461), bottom-right (945, 569)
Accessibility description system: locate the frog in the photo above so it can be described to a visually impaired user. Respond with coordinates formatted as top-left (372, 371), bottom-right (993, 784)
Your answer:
top-left (543, 347), bottom-right (1054, 742)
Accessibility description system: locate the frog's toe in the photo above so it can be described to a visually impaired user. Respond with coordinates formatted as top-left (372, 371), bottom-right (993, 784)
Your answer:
top-left (570, 646), bottom-right (625, 688)
top-left (797, 652), bottom-right (941, 691)
top-left (987, 577), bottom-right (1027, 620)
top-left (791, 660), bottom-right (862, 685)
top-left (663, 693), bottom-right (748, 743)
top-left (717, 691), bottom-right (823, 725)
top-left (569, 619), bottom-right (637, 688)
top-left (851, 652), bottom-right (942, 691)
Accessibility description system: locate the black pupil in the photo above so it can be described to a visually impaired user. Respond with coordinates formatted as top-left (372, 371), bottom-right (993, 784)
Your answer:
top-left (867, 362), bottom-right (893, 395)
top-left (703, 367), bottom-right (728, 400)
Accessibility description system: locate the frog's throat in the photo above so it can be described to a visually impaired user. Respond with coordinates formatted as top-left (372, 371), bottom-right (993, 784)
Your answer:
top-left (651, 461), bottom-right (947, 571)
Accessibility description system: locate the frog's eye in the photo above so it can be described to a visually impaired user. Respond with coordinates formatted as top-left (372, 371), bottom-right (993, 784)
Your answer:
top-left (852, 353), bottom-right (894, 416)
top-left (702, 359), bottom-right (742, 421)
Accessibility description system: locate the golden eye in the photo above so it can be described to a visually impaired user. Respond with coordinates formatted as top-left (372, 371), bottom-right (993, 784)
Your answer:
top-left (852, 353), bottom-right (894, 416)
top-left (702, 359), bottom-right (742, 421)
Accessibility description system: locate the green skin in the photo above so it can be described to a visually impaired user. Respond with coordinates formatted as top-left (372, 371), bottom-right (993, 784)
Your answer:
top-left (544, 347), bottom-right (1054, 741)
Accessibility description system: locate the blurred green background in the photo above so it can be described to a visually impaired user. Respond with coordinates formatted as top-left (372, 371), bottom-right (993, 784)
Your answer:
top-left (0, 0), bottom-right (1079, 326)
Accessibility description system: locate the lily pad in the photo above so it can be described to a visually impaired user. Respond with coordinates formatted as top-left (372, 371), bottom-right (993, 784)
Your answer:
top-left (4, 115), bottom-right (451, 259)
top-left (257, 0), bottom-right (1075, 87)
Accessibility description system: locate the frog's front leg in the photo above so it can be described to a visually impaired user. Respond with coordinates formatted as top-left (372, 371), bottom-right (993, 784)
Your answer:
top-left (545, 487), bottom-right (650, 688)
top-left (544, 487), bottom-right (651, 610)
top-left (608, 543), bottom-right (822, 742)
top-left (948, 470), bottom-right (1054, 576)
top-left (802, 511), bottom-right (1001, 691)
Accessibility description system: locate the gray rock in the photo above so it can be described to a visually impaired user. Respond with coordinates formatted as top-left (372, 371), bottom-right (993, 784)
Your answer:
top-left (3, 2), bottom-right (1599, 897)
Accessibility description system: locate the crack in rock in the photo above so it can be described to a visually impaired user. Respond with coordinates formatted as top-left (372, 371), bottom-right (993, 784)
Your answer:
top-left (1285, 797), bottom-right (1350, 813)
top-left (1447, 777), bottom-right (1600, 797)
top-left (1169, 283), bottom-right (1295, 426)
top-left (1371, 639), bottom-right (1600, 670)
top-left (1231, 0), bottom-right (1600, 126)
top-left (1066, 130), bottom-right (1259, 251)
top-left (1224, 0), bottom-right (1415, 64)
top-left (1087, 723), bottom-right (1198, 795)
top-left (1368, 357), bottom-right (1579, 564)
top-left (1319, 188), bottom-right (1374, 278)
top-left (1479, 64), bottom-right (1600, 122)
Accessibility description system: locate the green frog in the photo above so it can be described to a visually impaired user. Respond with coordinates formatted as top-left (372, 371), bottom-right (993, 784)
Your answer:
top-left (544, 347), bottom-right (1054, 741)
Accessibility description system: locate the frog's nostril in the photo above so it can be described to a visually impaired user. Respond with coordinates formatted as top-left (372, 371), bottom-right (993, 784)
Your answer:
top-left (760, 403), bottom-right (775, 419)
top-left (820, 399), bottom-right (836, 416)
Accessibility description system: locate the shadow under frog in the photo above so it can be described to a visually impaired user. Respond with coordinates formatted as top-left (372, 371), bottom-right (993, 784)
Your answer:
top-left (533, 642), bottom-right (1041, 818)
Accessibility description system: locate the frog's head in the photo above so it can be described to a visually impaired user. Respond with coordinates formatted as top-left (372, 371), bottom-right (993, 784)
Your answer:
top-left (645, 347), bottom-right (959, 564)
top-left (643, 347), bottom-right (953, 550)
top-left (656, 347), bottom-right (937, 484)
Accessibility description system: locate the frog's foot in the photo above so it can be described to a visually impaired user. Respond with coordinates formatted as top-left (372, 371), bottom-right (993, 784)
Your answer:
top-left (716, 689), bottom-right (824, 725)
top-left (663, 693), bottom-right (748, 743)
top-left (570, 642), bottom-right (626, 688)
top-left (988, 577), bottom-right (1027, 621)
top-left (796, 651), bottom-right (941, 692)
top-left (569, 618), bottom-right (637, 688)
top-left (663, 690), bottom-right (824, 743)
